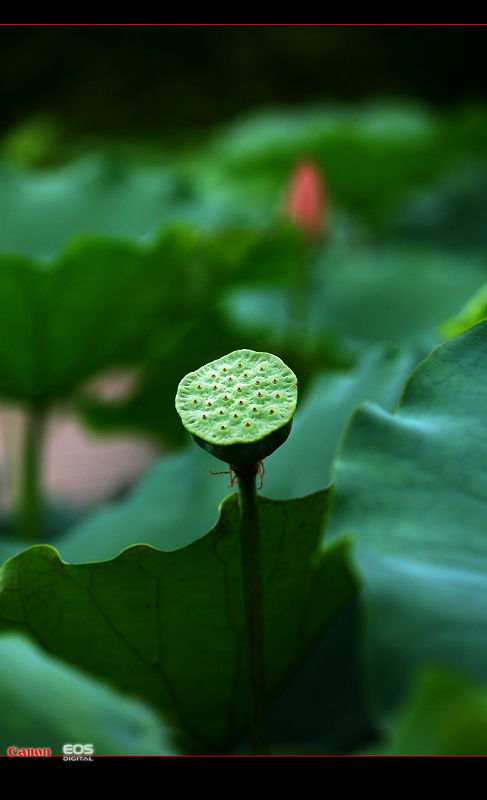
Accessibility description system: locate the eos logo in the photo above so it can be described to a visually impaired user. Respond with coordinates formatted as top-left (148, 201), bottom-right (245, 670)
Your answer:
top-left (63, 744), bottom-right (94, 755)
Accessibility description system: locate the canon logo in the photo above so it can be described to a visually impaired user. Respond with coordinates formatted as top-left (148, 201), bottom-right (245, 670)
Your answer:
top-left (8, 747), bottom-right (51, 757)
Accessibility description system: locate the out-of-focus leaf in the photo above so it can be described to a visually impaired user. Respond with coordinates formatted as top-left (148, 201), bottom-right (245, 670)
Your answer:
top-left (0, 230), bottom-right (195, 402)
top-left (385, 160), bottom-right (487, 250)
top-left (0, 154), bottom-right (264, 259)
top-left (0, 632), bottom-right (176, 755)
top-left (227, 244), bottom-right (487, 351)
top-left (327, 320), bottom-right (487, 717)
top-left (312, 246), bottom-right (487, 348)
top-left (0, 153), bottom-right (294, 261)
top-left (441, 279), bottom-right (487, 338)
top-left (0, 224), bottom-right (308, 406)
top-left (383, 667), bottom-right (487, 756)
top-left (263, 344), bottom-right (422, 500)
top-left (0, 156), bottom-right (185, 258)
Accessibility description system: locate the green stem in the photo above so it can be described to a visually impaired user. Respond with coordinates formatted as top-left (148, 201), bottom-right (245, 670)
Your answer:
top-left (236, 463), bottom-right (269, 755)
top-left (17, 404), bottom-right (46, 541)
top-left (287, 241), bottom-right (320, 350)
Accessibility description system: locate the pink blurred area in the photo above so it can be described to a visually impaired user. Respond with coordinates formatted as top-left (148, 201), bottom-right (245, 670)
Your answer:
top-left (0, 371), bottom-right (162, 512)
top-left (282, 160), bottom-right (328, 240)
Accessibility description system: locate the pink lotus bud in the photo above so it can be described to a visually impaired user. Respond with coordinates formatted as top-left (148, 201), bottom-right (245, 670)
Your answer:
top-left (282, 161), bottom-right (327, 240)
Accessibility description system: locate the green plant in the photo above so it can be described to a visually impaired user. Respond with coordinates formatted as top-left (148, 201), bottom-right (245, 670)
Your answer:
top-left (176, 349), bottom-right (298, 753)
top-left (4, 102), bottom-right (487, 755)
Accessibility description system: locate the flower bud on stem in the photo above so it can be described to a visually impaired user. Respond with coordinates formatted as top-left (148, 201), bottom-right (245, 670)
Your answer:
top-left (282, 161), bottom-right (329, 349)
top-left (283, 161), bottom-right (327, 243)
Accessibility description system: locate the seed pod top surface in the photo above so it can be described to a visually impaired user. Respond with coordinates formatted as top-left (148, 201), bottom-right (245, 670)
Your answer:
top-left (175, 349), bottom-right (298, 466)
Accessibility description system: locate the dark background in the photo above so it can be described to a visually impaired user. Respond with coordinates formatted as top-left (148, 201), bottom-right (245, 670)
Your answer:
top-left (0, 25), bottom-right (485, 142)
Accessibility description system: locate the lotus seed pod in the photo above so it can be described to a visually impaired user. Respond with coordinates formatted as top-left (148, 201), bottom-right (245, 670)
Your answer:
top-left (175, 349), bottom-right (298, 467)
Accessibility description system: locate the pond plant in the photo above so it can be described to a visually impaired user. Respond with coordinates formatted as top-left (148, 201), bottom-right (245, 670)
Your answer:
top-left (176, 349), bottom-right (298, 753)
top-left (3, 103), bottom-right (487, 754)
